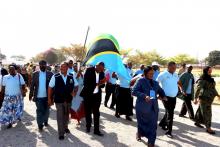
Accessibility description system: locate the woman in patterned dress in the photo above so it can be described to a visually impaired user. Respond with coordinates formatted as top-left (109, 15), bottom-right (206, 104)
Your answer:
top-left (0, 64), bottom-right (26, 129)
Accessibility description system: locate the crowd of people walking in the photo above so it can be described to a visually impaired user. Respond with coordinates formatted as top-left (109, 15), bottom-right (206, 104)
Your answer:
top-left (0, 59), bottom-right (219, 147)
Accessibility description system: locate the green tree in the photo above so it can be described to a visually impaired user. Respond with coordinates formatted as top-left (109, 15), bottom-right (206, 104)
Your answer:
top-left (53, 49), bottom-right (66, 63)
top-left (120, 48), bottom-right (132, 59)
top-left (206, 50), bottom-right (220, 66)
top-left (61, 44), bottom-right (87, 62)
top-left (169, 54), bottom-right (197, 65)
top-left (44, 49), bottom-right (58, 64)
top-left (127, 50), bottom-right (167, 66)
top-left (0, 53), bottom-right (6, 60)
top-left (11, 55), bottom-right (26, 61)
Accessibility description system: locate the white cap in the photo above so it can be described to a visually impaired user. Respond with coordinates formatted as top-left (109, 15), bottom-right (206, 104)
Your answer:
top-left (152, 61), bottom-right (160, 66)
top-left (186, 64), bottom-right (192, 68)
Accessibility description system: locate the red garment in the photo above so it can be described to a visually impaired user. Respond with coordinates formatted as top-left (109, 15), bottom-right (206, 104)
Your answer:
top-left (70, 102), bottom-right (85, 122)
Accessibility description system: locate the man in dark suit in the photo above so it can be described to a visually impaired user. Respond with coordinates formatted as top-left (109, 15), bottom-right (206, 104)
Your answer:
top-left (80, 62), bottom-right (106, 136)
top-left (29, 60), bottom-right (53, 131)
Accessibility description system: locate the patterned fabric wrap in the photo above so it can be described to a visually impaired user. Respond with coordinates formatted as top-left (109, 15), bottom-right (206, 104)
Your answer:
top-left (0, 94), bottom-right (24, 125)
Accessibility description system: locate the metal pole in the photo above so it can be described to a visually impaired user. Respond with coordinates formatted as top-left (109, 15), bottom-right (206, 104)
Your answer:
top-left (83, 26), bottom-right (90, 49)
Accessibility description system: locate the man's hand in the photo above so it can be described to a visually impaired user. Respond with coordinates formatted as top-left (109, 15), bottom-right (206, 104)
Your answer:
top-left (48, 98), bottom-right (54, 106)
top-left (194, 98), bottom-right (199, 105)
top-left (181, 91), bottom-right (187, 96)
top-left (145, 96), bottom-right (151, 103)
top-left (162, 96), bottom-right (168, 101)
top-left (71, 91), bottom-right (77, 97)
top-left (98, 78), bottom-right (106, 86)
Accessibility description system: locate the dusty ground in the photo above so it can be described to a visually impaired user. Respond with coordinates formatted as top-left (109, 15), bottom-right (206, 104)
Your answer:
top-left (0, 94), bottom-right (220, 147)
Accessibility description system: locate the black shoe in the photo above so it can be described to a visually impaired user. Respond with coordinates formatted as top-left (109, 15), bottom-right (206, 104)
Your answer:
top-left (206, 130), bottom-right (216, 135)
top-left (165, 131), bottom-right (173, 138)
top-left (7, 124), bottom-right (12, 129)
top-left (110, 106), bottom-right (115, 110)
top-left (94, 131), bottom-right (104, 137)
top-left (65, 129), bottom-right (70, 134)
top-left (86, 127), bottom-right (91, 133)
top-left (38, 125), bottom-right (44, 132)
top-left (161, 125), bottom-right (168, 131)
top-left (194, 123), bottom-right (204, 128)
top-left (159, 123), bottom-right (168, 131)
top-left (115, 114), bottom-right (120, 118)
top-left (17, 118), bottom-right (22, 121)
top-left (44, 122), bottom-right (49, 127)
top-left (190, 117), bottom-right (195, 121)
top-left (126, 116), bottom-right (132, 121)
top-left (179, 114), bottom-right (187, 118)
top-left (59, 136), bottom-right (64, 140)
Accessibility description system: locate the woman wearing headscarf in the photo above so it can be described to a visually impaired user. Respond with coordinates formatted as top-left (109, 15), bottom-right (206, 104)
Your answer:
top-left (194, 66), bottom-right (220, 134)
top-left (132, 66), bottom-right (166, 147)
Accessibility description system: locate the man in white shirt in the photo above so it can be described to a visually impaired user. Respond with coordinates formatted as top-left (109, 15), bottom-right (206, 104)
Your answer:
top-left (127, 62), bottom-right (134, 77)
top-left (104, 70), bottom-right (117, 109)
top-left (67, 60), bottom-right (74, 75)
top-left (157, 61), bottom-right (184, 138)
top-left (29, 60), bottom-right (53, 131)
top-left (48, 62), bottom-right (78, 140)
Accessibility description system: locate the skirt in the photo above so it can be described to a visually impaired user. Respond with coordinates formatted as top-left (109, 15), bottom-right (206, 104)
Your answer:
top-left (0, 94), bottom-right (24, 125)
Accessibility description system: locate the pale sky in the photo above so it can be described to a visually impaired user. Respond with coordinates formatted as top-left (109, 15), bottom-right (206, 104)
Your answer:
top-left (0, 0), bottom-right (220, 60)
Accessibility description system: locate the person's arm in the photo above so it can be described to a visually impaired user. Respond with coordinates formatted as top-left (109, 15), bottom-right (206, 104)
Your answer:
top-left (98, 72), bottom-right (106, 88)
top-left (132, 79), bottom-right (150, 102)
top-left (29, 73), bottom-right (35, 101)
top-left (19, 74), bottom-right (27, 97)
top-left (1, 86), bottom-right (5, 99)
top-left (48, 87), bottom-right (54, 106)
top-left (157, 83), bottom-right (167, 101)
top-left (48, 76), bottom-right (55, 106)
top-left (178, 80), bottom-right (187, 96)
top-left (214, 83), bottom-right (220, 100)
top-left (72, 77), bottom-right (79, 97)
top-left (194, 80), bottom-right (204, 104)
top-left (83, 68), bottom-right (91, 87)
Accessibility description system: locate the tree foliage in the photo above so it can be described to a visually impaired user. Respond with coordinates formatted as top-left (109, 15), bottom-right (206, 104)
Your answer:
top-left (60, 44), bottom-right (87, 62)
top-left (31, 48), bottom-right (66, 64)
top-left (127, 50), bottom-right (167, 66)
top-left (44, 49), bottom-right (58, 64)
top-left (0, 53), bottom-right (6, 60)
top-left (11, 55), bottom-right (26, 61)
top-left (206, 50), bottom-right (220, 66)
top-left (169, 54), bottom-right (197, 65)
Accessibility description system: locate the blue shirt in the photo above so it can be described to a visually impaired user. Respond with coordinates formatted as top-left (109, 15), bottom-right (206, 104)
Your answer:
top-left (37, 71), bottom-right (47, 98)
top-left (135, 69), bottom-right (144, 76)
top-left (105, 70), bottom-right (117, 84)
top-left (127, 68), bottom-right (134, 77)
top-left (153, 70), bottom-right (160, 81)
top-left (117, 74), bottom-right (131, 88)
top-left (156, 70), bottom-right (179, 97)
top-left (186, 79), bottom-right (193, 94)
